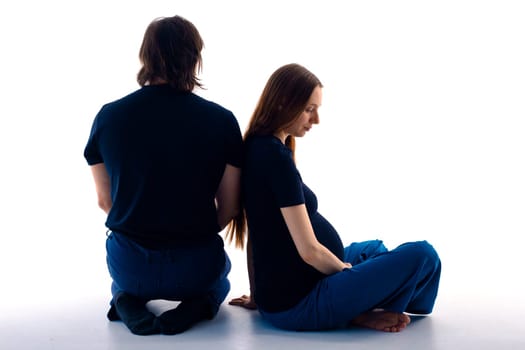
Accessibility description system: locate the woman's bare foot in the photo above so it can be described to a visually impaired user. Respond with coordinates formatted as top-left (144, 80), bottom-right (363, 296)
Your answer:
top-left (351, 310), bottom-right (411, 332)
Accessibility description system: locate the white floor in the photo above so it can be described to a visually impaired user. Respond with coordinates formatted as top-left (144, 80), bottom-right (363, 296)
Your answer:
top-left (1, 293), bottom-right (524, 350)
top-left (2, 246), bottom-right (524, 350)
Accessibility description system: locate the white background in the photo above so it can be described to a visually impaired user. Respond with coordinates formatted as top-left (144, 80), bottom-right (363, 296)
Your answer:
top-left (0, 0), bottom-right (523, 309)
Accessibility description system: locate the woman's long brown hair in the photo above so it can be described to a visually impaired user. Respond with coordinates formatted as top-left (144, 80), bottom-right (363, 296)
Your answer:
top-left (225, 63), bottom-right (323, 249)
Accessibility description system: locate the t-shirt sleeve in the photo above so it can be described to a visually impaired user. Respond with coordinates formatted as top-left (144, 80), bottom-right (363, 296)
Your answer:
top-left (266, 146), bottom-right (305, 208)
top-left (83, 110), bottom-right (104, 165)
top-left (223, 112), bottom-right (243, 168)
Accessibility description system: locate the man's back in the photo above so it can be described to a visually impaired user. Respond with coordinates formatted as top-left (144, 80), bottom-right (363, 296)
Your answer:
top-left (84, 84), bottom-right (243, 246)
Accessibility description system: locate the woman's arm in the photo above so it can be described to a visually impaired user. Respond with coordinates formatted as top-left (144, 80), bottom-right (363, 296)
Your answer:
top-left (281, 204), bottom-right (350, 275)
top-left (246, 235), bottom-right (256, 300)
top-left (215, 164), bottom-right (242, 231)
top-left (90, 163), bottom-right (112, 214)
top-left (229, 234), bottom-right (257, 309)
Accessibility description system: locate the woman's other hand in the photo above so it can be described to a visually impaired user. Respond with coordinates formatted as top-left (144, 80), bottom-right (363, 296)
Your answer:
top-left (229, 294), bottom-right (257, 310)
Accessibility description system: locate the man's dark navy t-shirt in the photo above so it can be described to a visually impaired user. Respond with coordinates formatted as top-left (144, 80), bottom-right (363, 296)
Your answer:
top-left (84, 85), bottom-right (243, 247)
top-left (243, 135), bottom-right (344, 312)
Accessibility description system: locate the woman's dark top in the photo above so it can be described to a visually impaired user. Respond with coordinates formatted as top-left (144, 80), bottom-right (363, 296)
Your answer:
top-left (243, 135), bottom-right (344, 312)
top-left (84, 85), bottom-right (243, 248)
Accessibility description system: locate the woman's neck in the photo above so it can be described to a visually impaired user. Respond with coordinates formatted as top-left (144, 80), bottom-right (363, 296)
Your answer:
top-left (273, 131), bottom-right (287, 144)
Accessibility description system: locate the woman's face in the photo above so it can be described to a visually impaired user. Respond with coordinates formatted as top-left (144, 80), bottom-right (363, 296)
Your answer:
top-left (283, 85), bottom-right (322, 138)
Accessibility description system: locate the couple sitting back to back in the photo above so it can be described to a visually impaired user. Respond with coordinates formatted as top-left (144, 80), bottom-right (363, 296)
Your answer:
top-left (84, 15), bottom-right (441, 336)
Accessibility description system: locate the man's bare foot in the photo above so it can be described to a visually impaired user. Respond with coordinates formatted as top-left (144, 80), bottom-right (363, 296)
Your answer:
top-left (351, 310), bottom-right (411, 332)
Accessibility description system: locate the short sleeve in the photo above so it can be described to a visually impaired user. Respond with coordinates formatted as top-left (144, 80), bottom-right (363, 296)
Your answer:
top-left (223, 112), bottom-right (243, 168)
top-left (83, 110), bottom-right (104, 165)
top-left (266, 146), bottom-right (305, 208)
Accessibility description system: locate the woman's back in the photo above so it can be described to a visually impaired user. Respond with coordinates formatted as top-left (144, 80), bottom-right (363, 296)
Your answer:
top-left (243, 135), bottom-right (343, 312)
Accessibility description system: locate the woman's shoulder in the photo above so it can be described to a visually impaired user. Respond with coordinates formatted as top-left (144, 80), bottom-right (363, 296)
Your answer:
top-left (246, 135), bottom-right (288, 154)
top-left (244, 135), bottom-right (293, 167)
